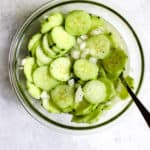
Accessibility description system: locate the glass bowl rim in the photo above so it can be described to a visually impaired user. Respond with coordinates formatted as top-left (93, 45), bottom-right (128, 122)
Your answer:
top-left (9, 0), bottom-right (145, 131)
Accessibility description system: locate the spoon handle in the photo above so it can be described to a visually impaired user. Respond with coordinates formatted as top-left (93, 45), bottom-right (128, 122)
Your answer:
top-left (120, 76), bottom-right (150, 128)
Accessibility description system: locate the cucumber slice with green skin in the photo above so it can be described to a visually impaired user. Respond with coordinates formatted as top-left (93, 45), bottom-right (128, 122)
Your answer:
top-left (99, 78), bottom-right (116, 100)
top-left (83, 80), bottom-right (107, 104)
top-left (72, 111), bottom-right (102, 124)
top-left (89, 15), bottom-right (106, 32)
top-left (28, 33), bottom-right (42, 51)
top-left (36, 46), bottom-right (52, 65)
top-left (86, 34), bottom-right (111, 59)
top-left (52, 46), bottom-right (61, 53)
top-left (117, 76), bottom-right (134, 100)
top-left (51, 84), bottom-right (74, 109)
top-left (107, 72), bottom-right (120, 82)
top-left (85, 108), bottom-right (103, 124)
top-left (36, 59), bottom-right (44, 66)
top-left (48, 32), bottom-right (54, 46)
top-left (50, 57), bottom-right (71, 81)
top-left (65, 10), bottom-right (91, 36)
top-left (42, 98), bottom-right (61, 113)
top-left (102, 48), bottom-right (127, 75)
top-left (62, 106), bottom-right (73, 113)
top-left (117, 81), bottom-right (129, 100)
top-left (107, 33), bottom-right (119, 48)
top-left (105, 74), bottom-right (119, 89)
top-left (125, 76), bottom-right (134, 89)
top-left (74, 100), bottom-right (96, 116)
top-left (98, 61), bottom-right (107, 78)
top-left (33, 66), bottom-right (59, 91)
top-left (99, 66), bottom-right (107, 78)
top-left (31, 41), bottom-right (40, 56)
top-left (72, 105), bottom-right (103, 124)
top-left (42, 34), bottom-right (56, 58)
top-left (24, 57), bottom-right (35, 82)
top-left (51, 26), bottom-right (75, 50)
top-left (27, 82), bottom-right (41, 99)
top-left (105, 22), bottom-right (126, 49)
top-left (73, 59), bottom-right (98, 81)
top-left (41, 12), bottom-right (63, 33)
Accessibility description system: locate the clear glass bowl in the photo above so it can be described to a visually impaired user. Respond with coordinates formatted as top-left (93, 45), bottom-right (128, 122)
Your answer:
top-left (9, 0), bottom-right (144, 133)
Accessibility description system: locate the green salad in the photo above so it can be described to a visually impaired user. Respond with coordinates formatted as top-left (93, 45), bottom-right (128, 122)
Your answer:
top-left (22, 10), bottom-right (134, 124)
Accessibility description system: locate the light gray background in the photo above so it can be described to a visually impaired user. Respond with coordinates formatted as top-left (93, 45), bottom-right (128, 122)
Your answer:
top-left (0, 0), bottom-right (150, 149)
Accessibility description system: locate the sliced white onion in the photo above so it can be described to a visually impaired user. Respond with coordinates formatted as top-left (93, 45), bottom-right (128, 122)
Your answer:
top-left (21, 58), bottom-right (26, 66)
top-left (79, 42), bottom-right (86, 50)
top-left (68, 79), bottom-right (75, 87)
top-left (71, 50), bottom-right (80, 59)
top-left (75, 86), bottom-right (83, 103)
top-left (80, 35), bottom-right (88, 40)
top-left (89, 57), bottom-right (97, 64)
top-left (41, 91), bottom-right (50, 100)
top-left (90, 27), bottom-right (104, 35)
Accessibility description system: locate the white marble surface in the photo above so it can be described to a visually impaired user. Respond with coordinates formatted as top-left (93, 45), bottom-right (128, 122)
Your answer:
top-left (0, 0), bottom-right (150, 149)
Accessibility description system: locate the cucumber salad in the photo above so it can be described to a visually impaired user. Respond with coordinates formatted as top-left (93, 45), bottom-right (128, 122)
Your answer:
top-left (22, 10), bottom-right (134, 124)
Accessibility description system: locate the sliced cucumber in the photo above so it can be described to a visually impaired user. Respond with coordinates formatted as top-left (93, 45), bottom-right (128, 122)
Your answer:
top-left (117, 76), bottom-right (134, 100)
top-left (52, 46), bottom-right (61, 53)
top-left (36, 59), bottom-right (44, 66)
top-left (105, 22), bottom-right (126, 49)
top-left (62, 106), bottom-right (73, 113)
top-left (28, 33), bottom-right (42, 51)
top-left (50, 57), bottom-right (71, 81)
top-left (65, 10), bottom-right (91, 36)
top-left (125, 76), bottom-right (134, 89)
top-left (89, 15), bottom-right (106, 32)
top-left (99, 78), bottom-right (116, 100)
top-left (117, 81), bottom-right (129, 100)
top-left (83, 80), bottom-right (107, 104)
top-left (23, 57), bottom-right (35, 82)
top-left (53, 46), bottom-right (65, 55)
top-left (99, 66), bottom-right (107, 78)
top-left (73, 59), bottom-right (98, 81)
top-left (102, 48), bottom-right (127, 75)
top-left (48, 12), bottom-right (63, 22)
top-left (42, 34), bottom-right (56, 58)
top-left (26, 82), bottom-right (41, 99)
top-left (72, 106), bottom-right (103, 124)
top-left (33, 66), bottom-right (59, 91)
top-left (31, 41), bottom-right (40, 56)
top-left (51, 84), bottom-right (74, 109)
top-left (86, 34), bottom-right (111, 59)
top-left (36, 46), bottom-right (52, 65)
top-left (51, 26), bottom-right (75, 50)
top-left (48, 32), bottom-right (54, 46)
top-left (74, 100), bottom-right (95, 116)
top-left (41, 12), bottom-right (63, 33)
top-left (42, 98), bottom-right (61, 113)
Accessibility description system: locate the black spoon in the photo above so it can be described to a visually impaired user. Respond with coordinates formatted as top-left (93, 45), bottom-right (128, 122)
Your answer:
top-left (119, 74), bottom-right (150, 128)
